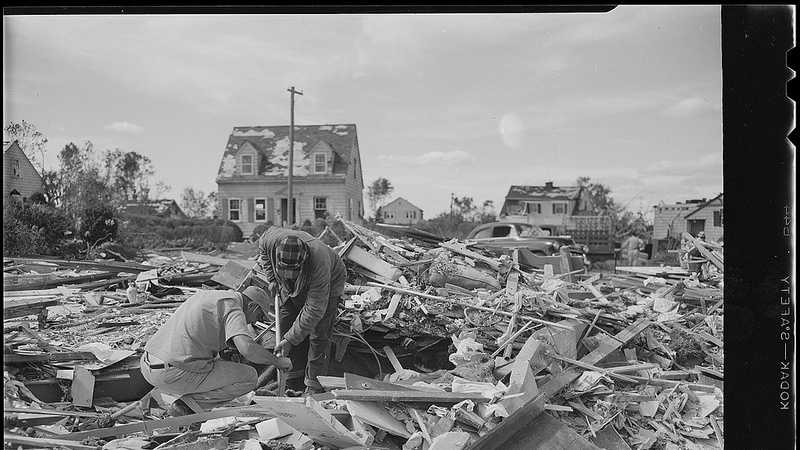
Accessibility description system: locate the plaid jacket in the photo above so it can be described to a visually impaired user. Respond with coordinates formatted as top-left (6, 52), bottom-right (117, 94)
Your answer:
top-left (257, 228), bottom-right (346, 345)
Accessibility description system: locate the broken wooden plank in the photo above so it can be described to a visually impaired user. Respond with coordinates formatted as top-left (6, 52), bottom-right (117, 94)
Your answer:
top-left (491, 413), bottom-right (600, 450)
top-left (250, 396), bottom-right (366, 448)
top-left (60, 406), bottom-right (263, 440)
top-left (3, 351), bottom-right (98, 364)
top-left (343, 245), bottom-right (402, 282)
top-left (366, 282), bottom-right (573, 330)
top-left (439, 241), bottom-right (501, 271)
top-left (332, 389), bottom-right (489, 403)
top-left (3, 297), bottom-right (59, 319)
top-left (7, 258), bottom-right (153, 273)
top-left (346, 400), bottom-right (411, 439)
top-left (469, 318), bottom-right (651, 450)
top-left (4, 434), bottom-right (98, 450)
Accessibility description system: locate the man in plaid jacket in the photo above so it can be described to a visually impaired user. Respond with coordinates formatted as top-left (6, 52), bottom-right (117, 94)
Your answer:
top-left (257, 226), bottom-right (346, 394)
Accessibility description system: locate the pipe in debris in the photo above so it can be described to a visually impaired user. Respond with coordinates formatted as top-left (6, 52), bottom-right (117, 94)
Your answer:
top-left (365, 282), bottom-right (573, 330)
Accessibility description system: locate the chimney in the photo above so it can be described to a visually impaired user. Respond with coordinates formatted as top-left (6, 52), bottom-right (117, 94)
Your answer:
top-left (545, 181), bottom-right (554, 189)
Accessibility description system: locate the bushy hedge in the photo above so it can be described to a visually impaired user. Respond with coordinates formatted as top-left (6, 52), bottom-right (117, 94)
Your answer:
top-left (3, 201), bottom-right (72, 256)
top-left (119, 214), bottom-right (244, 250)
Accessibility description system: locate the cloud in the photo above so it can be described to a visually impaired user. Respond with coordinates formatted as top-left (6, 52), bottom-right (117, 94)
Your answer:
top-left (662, 97), bottom-right (720, 117)
top-left (379, 150), bottom-right (475, 166)
top-left (105, 121), bottom-right (144, 134)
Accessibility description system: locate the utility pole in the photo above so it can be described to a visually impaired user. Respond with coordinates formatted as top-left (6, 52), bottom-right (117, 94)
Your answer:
top-left (287, 86), bottom-right (303, 226)
top-left (450, 193), bottom-right (455, 219)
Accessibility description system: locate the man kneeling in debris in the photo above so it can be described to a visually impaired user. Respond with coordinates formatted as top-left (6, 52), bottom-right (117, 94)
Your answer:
top-left (257, 227), bottom-right (346, 395)
top-left (141, 286), bottom-right (292, 416)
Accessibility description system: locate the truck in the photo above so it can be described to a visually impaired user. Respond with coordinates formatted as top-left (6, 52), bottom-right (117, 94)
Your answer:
top-left (500, 214), bottom-right (615, 257)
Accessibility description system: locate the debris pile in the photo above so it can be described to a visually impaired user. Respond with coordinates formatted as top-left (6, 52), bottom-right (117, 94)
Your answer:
top-left (4, 221), bottom-right (723, 449)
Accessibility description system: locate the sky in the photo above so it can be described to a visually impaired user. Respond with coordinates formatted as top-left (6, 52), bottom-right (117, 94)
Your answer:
top-left (3, 6), bottom-right (722, 219)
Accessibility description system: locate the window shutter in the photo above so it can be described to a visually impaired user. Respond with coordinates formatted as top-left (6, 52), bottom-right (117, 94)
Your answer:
top-left (267, 198), bottom-right (275, 223)
top-left (247, 198), bottom-right (255, 222)
top-left (221, 198), bottom-right (229, 220)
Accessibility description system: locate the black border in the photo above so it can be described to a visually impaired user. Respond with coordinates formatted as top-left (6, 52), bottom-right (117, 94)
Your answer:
top-left (722, 5), bottom-right (795, 450)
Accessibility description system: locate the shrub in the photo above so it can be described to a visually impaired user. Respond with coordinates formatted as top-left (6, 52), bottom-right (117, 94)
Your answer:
top-left (251, 221), bottom-right (274, 242)
top-left (3, 201), bottom-right (72, 256)
top-left (118, 214), bottom-right (245, 250)
top-left (80, 204), bottom-right (119, 246)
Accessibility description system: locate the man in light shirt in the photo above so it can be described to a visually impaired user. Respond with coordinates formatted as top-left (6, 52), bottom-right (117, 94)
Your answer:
top-left (141, 285), bottom-right (291, 416)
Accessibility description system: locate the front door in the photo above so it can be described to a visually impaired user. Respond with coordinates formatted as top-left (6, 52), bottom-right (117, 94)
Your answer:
top-left (280, 198), bottom-right (297, 226)
top-left (687, 219), bottom-right (706, 236)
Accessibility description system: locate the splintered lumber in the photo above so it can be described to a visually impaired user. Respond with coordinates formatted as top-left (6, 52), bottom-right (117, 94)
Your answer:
top-left (439, 241), bottom-right (502, 271)
top-left (343, 373), bottom-right (416, 392)
top-left (366, 282), bottom-right (573, 330)
top-left (7, 258), bottom-right (152, 273)
top-left (3, 296), bottom-right (59, 319)
top-left (331, 389), bottom-right (489, 403)
top-left (250, 396), bottom-right (366, 448)
top-left (60, 406), bottom-right (263, 440)
top-left (4, 271), bottom-right (117, 292)
top-left (4, 351), bottom-right (97, 364)
top-left (469, 318), bottom-right (651, 450)
top-left (3, 434), bottom-right (99, 450)
top-left (681, 232), bottom-right (724, 271)
top-left (343, 244), bottom-right (402, 282)
top-left (347, 400), bottom-right (411, 438)
top-left (344, 373), bottom-right (413, 439)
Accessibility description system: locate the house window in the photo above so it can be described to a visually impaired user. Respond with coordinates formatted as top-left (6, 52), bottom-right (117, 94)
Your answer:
top-left (527, 203), bottom-right (541, 214)
top-left (12, 159), bottom-right (21, 177)
top-left (713, 210), bottom-right (723, 227)
top-left (314, 196), bottom-right (327, 219)
top-left (313, 153), bottom-right (327, 174)
top-left (553, 203), bottom-right (567, 214)
top-left (241, 155), bottom-right (254, 175)
top-left (228, 199), bottom-right (241, 221)
top-left (255, 198), bottom-right (266, 222)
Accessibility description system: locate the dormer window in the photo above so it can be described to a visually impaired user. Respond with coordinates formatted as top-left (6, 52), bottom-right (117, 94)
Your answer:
top-left (241, 154), bottom-right (254, 175)
top-left (313, 153), bottom-right (327, 174)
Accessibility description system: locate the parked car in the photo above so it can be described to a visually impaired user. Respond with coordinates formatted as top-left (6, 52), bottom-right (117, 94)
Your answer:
top-left (466, 222), bottom-right (589, 260)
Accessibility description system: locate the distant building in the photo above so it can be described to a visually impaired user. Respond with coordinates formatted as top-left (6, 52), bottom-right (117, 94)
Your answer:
top-left (124, 199), bottom-right (187, 218)
top-left (683, 193), bottom-right (723, 242)
top-left (215, 124), bottom-right (365, 236)
top-left (380, 197), bottom-right (423, 225)
top-left (652, 193), bottom-right (723, 250)
top-left (3, 140), bottom-right (43, 202)
top-left (499, 182), bottom-right (592, 231)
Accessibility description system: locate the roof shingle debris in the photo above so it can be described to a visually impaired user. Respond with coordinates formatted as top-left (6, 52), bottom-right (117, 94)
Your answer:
top-left (218, 124), bottom-right (358, 178)
top-left (3, 222), bottom-right (723, 450)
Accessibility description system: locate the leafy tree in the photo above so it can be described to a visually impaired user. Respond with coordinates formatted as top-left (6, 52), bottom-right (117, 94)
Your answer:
top-left (181, 187), bottom-right (211, 218)
top-left (576, 176), bottom-right (621, 215)
top-left (207, 191), bottom-right (220, 218)
top-left (58, 141), bottom-right (114, 224)
top-left (367, 177), bottom-right (394, 217)
top-left (4, 120), bottom-right (48, 174)
top-left (103, 149), bottom-right (155, 202)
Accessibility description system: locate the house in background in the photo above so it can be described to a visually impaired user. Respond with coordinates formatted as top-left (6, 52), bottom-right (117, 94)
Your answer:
top-left (215, 124), bottom-right (365, 236)
top-left (380, 197), bottom-right (423, 225)
top-left (3, 140), bottom-right (43, 202)
top-left (683, 193), bottom-right (723, 242)
top-left (499, 182), bottom-right (592, 231)
top-left (651, 193), bottom-right (723, 250)
top-left (123, 199), bottom-right (186, 219)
